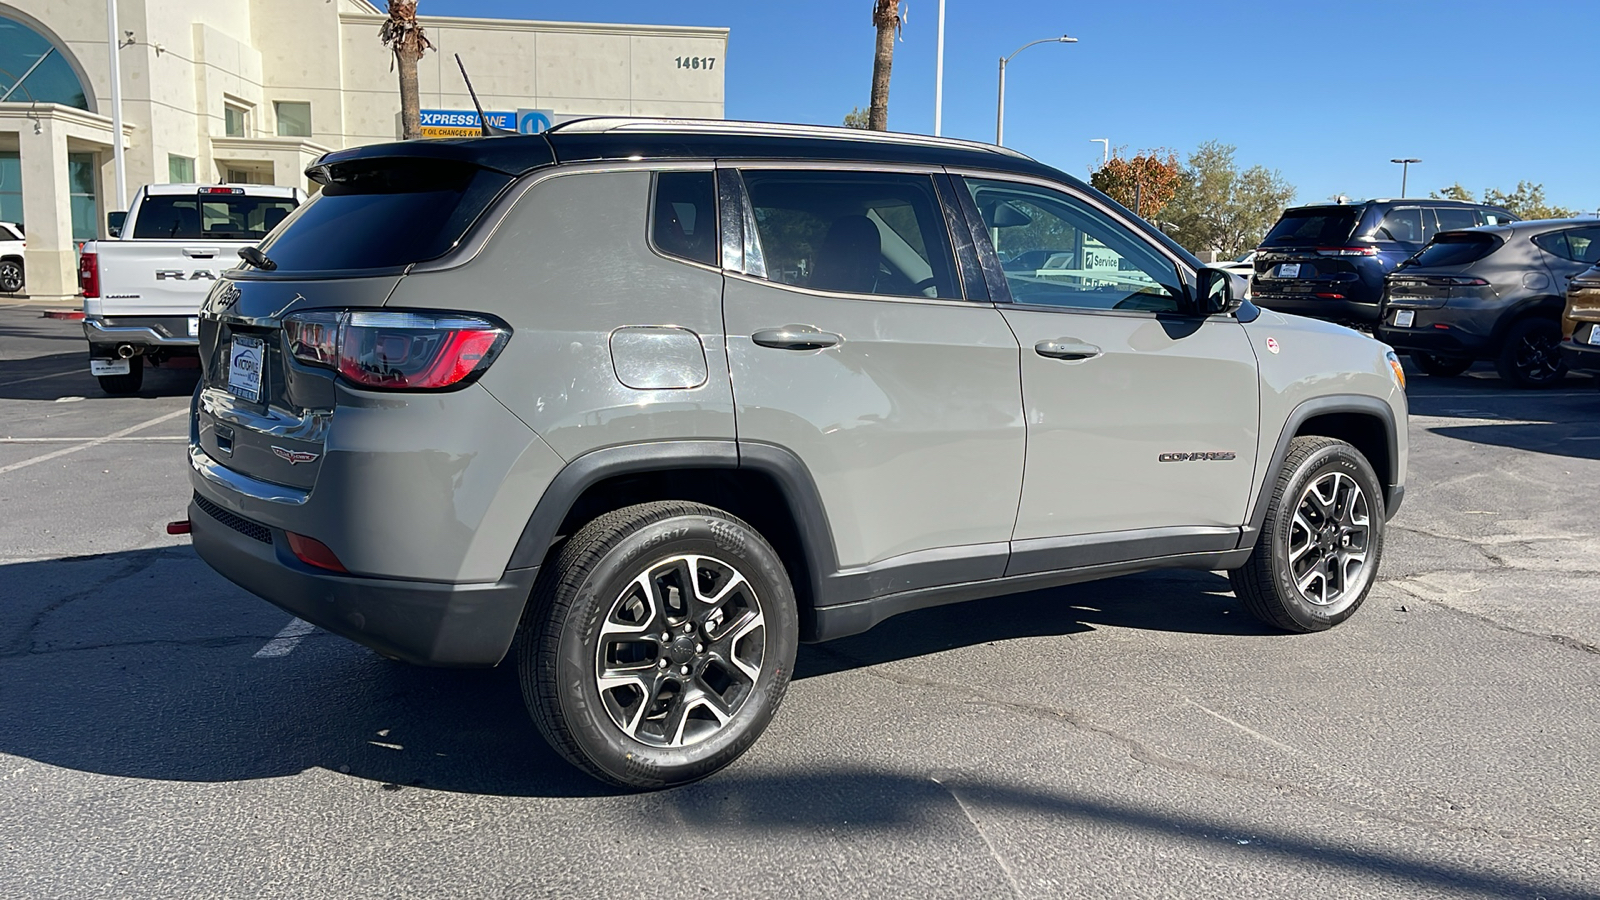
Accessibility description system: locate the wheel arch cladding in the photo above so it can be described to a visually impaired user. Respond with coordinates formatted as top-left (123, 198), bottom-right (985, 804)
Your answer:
top-left (506, 441), bottom-right (839, 640)
top-left (1248, 395), bottom-right (1401, 540)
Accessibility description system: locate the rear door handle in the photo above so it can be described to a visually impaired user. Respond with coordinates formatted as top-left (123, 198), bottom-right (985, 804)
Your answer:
top-left (183, 247), bottom-right (219, 259)
top-left (752, 326), bottom-right (841, 351)
top-left (1034, 338), bottom-right (1101, 360)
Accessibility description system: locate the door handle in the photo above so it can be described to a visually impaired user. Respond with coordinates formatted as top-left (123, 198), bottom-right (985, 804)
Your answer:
top-left (1034, 338), bottom-right (1101, 360)
top-left (183, 247), bottom-right (219, 259)
top-left (752, 326), bottom-right (841, 351)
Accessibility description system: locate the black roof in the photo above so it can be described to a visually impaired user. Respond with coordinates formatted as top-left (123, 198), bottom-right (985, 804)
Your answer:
top-left (310, 117), bottom-right (1078, 188)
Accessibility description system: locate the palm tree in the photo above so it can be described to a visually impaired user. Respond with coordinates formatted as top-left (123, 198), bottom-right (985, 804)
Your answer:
top-left (380, 0), bottom-right (433, 140)
top-left (868, 1), bottom-right (902, 131)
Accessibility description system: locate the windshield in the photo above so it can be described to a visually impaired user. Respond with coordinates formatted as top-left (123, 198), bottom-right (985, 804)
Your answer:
top-left (131, 194), bottom-right (299, 240)
top-left (1261, 207), bottom-right (1362, 246)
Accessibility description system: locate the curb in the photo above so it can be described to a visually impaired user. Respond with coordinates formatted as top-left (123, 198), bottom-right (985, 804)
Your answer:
top-left (42, 310), bottom-right (86, 321)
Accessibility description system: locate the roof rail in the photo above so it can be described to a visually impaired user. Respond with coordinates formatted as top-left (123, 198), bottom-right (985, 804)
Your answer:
top-left (546, 117), bottom-right (1035, 161)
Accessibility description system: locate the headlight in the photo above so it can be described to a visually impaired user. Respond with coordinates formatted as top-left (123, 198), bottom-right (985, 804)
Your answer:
top-left (1384, 349), bottom-right (1406, 391)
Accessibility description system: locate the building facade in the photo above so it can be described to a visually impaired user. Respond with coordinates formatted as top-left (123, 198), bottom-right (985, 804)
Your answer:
top-left (0, 0), bottom-right (727, 301)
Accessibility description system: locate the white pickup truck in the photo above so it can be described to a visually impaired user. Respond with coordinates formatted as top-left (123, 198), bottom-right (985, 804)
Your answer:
top-left (77, 183), bottom-right (304, 394)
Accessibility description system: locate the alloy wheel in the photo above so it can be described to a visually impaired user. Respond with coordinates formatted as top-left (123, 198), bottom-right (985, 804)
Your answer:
top-left (0, 261), bottom-right (21, 293)
top-left (1287, 471), bottom-right (1370, 610)
top-left (595, 553), bottom-right (766, 748)
top-left (1513, 332), bottom-right (1562, 384)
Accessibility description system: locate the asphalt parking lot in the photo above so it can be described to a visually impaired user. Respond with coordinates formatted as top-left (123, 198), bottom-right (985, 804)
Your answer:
top-left (2, 304), bottom-right (1598, 899)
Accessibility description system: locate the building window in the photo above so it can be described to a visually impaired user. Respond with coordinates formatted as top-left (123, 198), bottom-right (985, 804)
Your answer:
top-left (0, 16), bottom-right (90, 110)
top-left (224, 104), bottom-right (249, 137)
top-left (168, 154), bottom-right (195, 184)
top-left (275, 101), bottom-right (312, 138)
top-left (67, 152), bottom-right (98, 242)
top-left (0, 151), bottom-right (22, 226)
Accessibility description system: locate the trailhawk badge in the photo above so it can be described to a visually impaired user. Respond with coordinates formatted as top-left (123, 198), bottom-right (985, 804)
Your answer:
top-left (272, 446), bottom-right (319, 465)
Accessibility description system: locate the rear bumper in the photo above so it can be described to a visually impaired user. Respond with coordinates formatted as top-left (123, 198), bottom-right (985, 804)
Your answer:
top-left (1559, 339), bottom-right (1600, 374)
top-left (1252, 294), bottom-right (1381, 325)
top-left (189, 494), bottom-right (538, 666)
top-left (1375, 323), bottom-right (1491, 357)
top-left (84, 315), bottom-right (200, 351)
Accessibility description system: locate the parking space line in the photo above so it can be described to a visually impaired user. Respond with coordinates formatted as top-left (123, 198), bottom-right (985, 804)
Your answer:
top-left (931, 778), bottom-right (1023, 900)
top-left (0, 409), bottom-right (188, 476)
top-left (1183, 697), bottom-right (1302, 756)
top-left (254, 618), bottom-right (317, 658)
top-left (0, 370), bottom-right (80, 388)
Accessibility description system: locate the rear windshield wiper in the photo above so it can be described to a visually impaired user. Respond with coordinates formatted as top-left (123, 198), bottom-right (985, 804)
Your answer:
top-left (238, 246), bottom-right (278, 271)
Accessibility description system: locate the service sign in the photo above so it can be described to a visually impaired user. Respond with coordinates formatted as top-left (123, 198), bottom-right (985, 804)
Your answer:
top-left (419, 109), bottom-right (515, 138)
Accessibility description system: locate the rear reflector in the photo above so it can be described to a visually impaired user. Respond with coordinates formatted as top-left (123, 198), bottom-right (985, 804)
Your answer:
top-left (1314, 292), bottom-right (1345, 299)
top-left (166, 520), bottom-right (191, 535)
top-left (286, 531), bottom-right (347, 572)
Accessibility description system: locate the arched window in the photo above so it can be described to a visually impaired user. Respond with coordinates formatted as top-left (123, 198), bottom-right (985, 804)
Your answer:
top-left (0, 14), bottom-right (90, 109)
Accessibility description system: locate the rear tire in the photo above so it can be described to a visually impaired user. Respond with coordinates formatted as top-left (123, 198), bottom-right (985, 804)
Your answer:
top-left (96, 358), bottom-right (144, 395)
top-left (518, 501), bottom-right (798, 790)
top-left (0, 259), bottom-right (22, 294)
top-left (1494, 318), bottom-right (1565, 389)
top-left (1230, 436), bottom-right (1385, 633)
top-left (1409, 351), bottom-right (1472, 378)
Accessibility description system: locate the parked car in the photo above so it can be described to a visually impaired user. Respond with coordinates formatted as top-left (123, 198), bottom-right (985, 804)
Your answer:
top-left (0, 221), bottom-right (23, 294)
top-left (1376, 219), bottom-right (1600, 387)
top-left (77, 183), bottom-right (304, 394)
top-left (186, 118), bottom-right (1408, 789)
top-left (1560, 261), bottom-right (1600, 376)
top-left (1253, 199), bottom-right (1517, 326)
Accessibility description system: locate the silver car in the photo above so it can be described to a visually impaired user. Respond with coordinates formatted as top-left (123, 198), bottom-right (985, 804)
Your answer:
top-left (186, 118), bottom-right (1408, 788)
top-left (1377, 218), bottom-right (1600, 387)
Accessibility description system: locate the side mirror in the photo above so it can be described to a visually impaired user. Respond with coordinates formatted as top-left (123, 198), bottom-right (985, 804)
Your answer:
top-left (1197, 267), bottom-right (1244, 316)
top-left (107, 211), bottom-right (127, 238)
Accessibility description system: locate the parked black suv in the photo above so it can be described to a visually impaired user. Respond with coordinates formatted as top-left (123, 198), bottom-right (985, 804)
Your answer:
top-left (1253, 199), bottom-right (1516, 325)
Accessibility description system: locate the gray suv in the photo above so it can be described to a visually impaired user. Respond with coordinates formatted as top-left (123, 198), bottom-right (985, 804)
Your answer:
top-left (186, 119), bottom-right (1409, 789)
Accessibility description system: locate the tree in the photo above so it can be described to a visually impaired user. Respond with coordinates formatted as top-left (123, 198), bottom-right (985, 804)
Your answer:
top-left (380, 1), bottom-right (433, 140)
top-left (1431, 181), bottom-right (1578, 219)
top-left (868, 1), bottom-right (902, 131)
top-left (1162, 141), bottom-right (1296, 258)
top-left (1089, 149), bottom-right (1181, 220)
top-left (842, 107), bottom-right (870, 129)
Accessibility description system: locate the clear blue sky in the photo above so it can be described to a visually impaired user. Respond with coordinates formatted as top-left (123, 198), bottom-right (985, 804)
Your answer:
top-left (434, 1), bottom-right (1599, 213)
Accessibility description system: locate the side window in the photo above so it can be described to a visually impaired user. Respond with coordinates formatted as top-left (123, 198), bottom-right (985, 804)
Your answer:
top-left (651, 171), bottom-right (718, 267)
top-left (1481, 209), bottom-right (1511, 226)
top-left (963, 177), bottom-right (1182, 313)
top-left (740, 170), bottom-right (961, 299)
top-left (1566, 227), bottom-right (1600, 264)
top-left (1377, 207), bottom-right (1425, 243)
top-left (1532, 231), bottom-right (1570, 259)
top-left (1434, 206), bottom-right (1478, 232)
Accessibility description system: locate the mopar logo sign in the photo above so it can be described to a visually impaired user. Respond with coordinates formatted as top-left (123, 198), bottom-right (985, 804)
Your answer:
top-left (517, 108), bottom-right (554, 134)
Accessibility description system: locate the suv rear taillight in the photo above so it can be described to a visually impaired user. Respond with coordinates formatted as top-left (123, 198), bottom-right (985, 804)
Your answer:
top-left (78, 251), bottom-right (99, 298)
top-left (283, 309), bottom-right (509, 391)
top-left (1315, 246), bottom-right (1378, 257)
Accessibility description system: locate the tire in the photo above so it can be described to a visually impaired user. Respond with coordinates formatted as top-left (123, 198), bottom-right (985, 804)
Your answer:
top-left (1229, 436), bottom-right (1385, 633)
top-left (1494, 317), bottom-right (1565, 389)
top-left (0, 259), bottom-right (22, 294)
top-left (96, 358), bottom-right (145, 395)
top-left (518, 501), bottom-right (798, 790)
top-left (1409, 350), bottom-right (1472, 378)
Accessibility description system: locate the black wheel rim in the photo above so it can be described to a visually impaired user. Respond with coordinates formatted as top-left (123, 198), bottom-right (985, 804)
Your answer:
top-left (1287, 471), bottom-right (1370, 613)
top-left (594, 553), bottom-right (766, 748)
top-left (1513, 332), bottom-right (1562, 384)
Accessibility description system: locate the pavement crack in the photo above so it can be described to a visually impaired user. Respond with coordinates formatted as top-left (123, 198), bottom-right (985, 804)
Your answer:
top-left (1381, 581), bottom-right (1600, 657)
top-left (2, 550), bottom-right (185, 658)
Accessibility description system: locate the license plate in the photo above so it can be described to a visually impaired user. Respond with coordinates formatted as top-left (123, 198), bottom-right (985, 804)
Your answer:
top-left (188, 317), bottom-right (199, 337)
top-left (90, 359), bottom-right (130, 376)
top-left (1393, 310), bottom-right (1415, 328)
top-left (1588, 324), bottom-right (1600, 346)
top-left (1275, 263), bottom-right (1302, 278)
top-left (227, 335), bottom-right (265, 402)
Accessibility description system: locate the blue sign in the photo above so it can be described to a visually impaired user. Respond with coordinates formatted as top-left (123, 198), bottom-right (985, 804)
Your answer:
top-left (517, 109), bottom-right (554, 134)
top-left (419, 109), bottom-right (515, 131)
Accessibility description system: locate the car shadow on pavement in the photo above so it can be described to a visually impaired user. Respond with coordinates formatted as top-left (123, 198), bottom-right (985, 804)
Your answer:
top-left (0, 351), bottom-right (199, 400)
top-left (653, 766), bottom-right (1593, 900)
top-left (795, 570), bottom-right (1271, 680)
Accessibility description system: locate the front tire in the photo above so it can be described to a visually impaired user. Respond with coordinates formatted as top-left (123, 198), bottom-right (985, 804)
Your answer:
top-left (1230, 436), bottom-right (1385, 633)
top-left (518, 501), bottom-right (798, 790)
top-left (1494, 317), bottom-right (1565, 389)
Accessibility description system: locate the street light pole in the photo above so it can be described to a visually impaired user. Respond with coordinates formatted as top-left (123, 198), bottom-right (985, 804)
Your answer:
top-left (1390, 157), bottom-right (1421, 198)
top-left (934, 0), bottom-right (946, 136)
top-left (106, 0), bottom-right (127, 211)
top-left (1090, 138), bottom-right (1108, 165)
top-left (996, 35), bottom-right (1076, 146)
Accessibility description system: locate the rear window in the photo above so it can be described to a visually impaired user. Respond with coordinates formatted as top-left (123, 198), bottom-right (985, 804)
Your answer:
top-left (1261, 207), bottom-right (1361, 246)
top-left (1408, 232), bottom-right (1499, 268)
top-left (131, 193), bottom-right (299, 240)
top-left (254, 159), bottom-right (513, 272)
